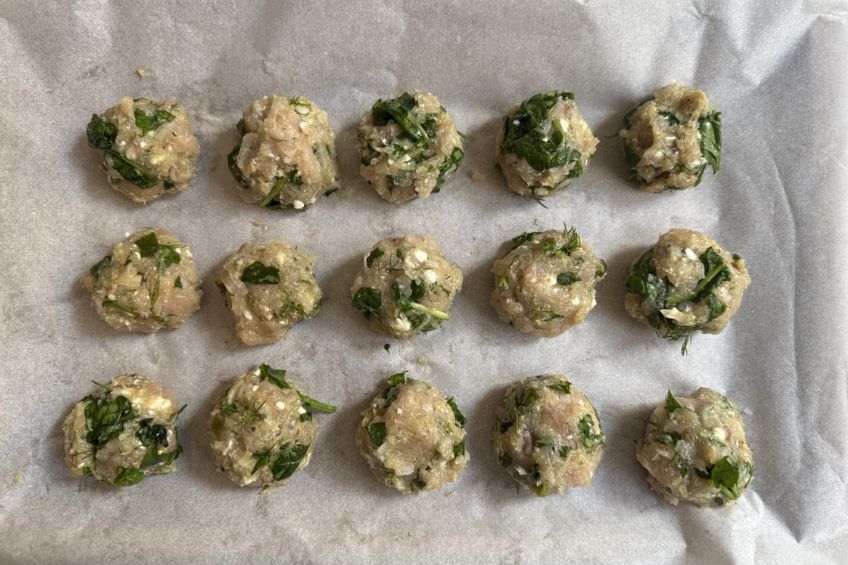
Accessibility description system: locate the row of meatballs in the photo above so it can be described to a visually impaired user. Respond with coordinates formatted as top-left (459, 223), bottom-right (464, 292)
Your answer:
top-left (63, 369), bottom-right (754, 507)
top-left (83, 227), bottom-right (750, 352)
top-left (85, 83), bottom-right (722, 206)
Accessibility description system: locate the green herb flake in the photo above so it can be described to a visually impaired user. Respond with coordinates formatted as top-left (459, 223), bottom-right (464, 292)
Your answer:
top-left (577, 414), bottom-right (605, 450)
top-left (367, 422), bottom-right (387, 446)
top-left (84, 392), bottom-right (137, 447)
top-left (105, 151), bottom-right (157, 188)
top-left (89, 255), bottom-right (112, 278)
top-left (241, 261), bottom-right (281, 285)
top-left (558, 446), bottom-right (572, 459)
top-left (547, 382), bottom-right (572, 395)
top-left (699, 111), bottom-right (722, 177)
top-left (371, 92), bottom-right (428, 142)
top-left (666, 391), bottom-right (683, 413)
top-left (352, 287), bottom-right (382, 319)
top-left (112, 466), bottom-right (145, 486)
top-left (453, 439), bottom-right (465, 458)
top-left (498, 452), bottom-right (512, 468)
top-left (86, 114), bottom-right (117, 149)
top-left (510, 232), bottom-right (537, 250)
top-left (174, 276), bottom-right (182, 288)
top-left (134, 107), bottom-right (175, 136)
top-left (366, 247), bottom-right (385, 268)
top-left (135, 232), bottom-right (160, 257)
top-left (446, 397), bottom-right (466, 428)
top-left (710, 456), bottom-right (741, 500)
top-left (556, 272), bottom-right (581, 286)
top-left (269, 443), bottom-right (309, 482)
top-left (386, 372), bottom-right (407, 387)
top-left (501, 91), bottom-right (582, 172)
top-left (258, 364), bottom-right (290, 389)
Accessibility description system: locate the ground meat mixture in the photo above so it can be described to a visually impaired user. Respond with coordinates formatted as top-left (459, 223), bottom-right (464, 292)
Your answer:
top-left (636, 388), bottom-right (754, 507)
top-left (356, 372), bottom-right (468, 493)
top-left (86, 97), bottom-right (199, 203)
top-left (619, 83), bottom-right (722, 192)
top-left (358, 91), bottom-right (464, 203)
top-left (625, 228), bottom-right (750, 353)
top-left (491, 227), bottom-right (606, 336)
top-left (82, 228), bottom-right (202, 333)
top-left (496, 91), bottom-right (597, 200)
top-left (63, 374), bottom-right (184, 486)
top-left (209, 364), bottom-right (335, 488)
top-left (351, 235), bottom-right (463, 339)
top-left (216, 240), bottom-right (323, 346)
top-left (228, 95), bottom-right (339, 210)
top-left (494, 376), bottom-right (604, 496)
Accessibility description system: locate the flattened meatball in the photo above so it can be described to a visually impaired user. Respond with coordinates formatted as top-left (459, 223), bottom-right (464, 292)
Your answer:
top-left (351, 235), bottom-right (462, 339)
top-left (216, 240), bottom-right (323, 346)
top-left (209, 364), bottom-right (335, 488)
top-left (228, 95), bottom-right (339, 210)
top-left (494, 376), bottom-right (604, 496)
top-left (86, 97), bottom-right (199, 203)
top-left (491, 226), bottom-right (606, 336)
top-left (356, 372), bottom-right (468, 493)
top-left (358, 91), bottom-right (464, 203)
top-left (625, 229), bottom-right (750, 353)
top-left (620, 83), bottom-right (721, 192)
top-left (496, 91), bottom-right (597, 200)
top-left (636, 388), bottom-right (754, 507)
top-left (82, 228), bottom-right (202, 333)
top-left (63, 375), bottom-right (184, 486)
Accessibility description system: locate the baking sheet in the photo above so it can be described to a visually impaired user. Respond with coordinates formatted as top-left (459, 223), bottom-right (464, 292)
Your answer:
top-left (1, 0), bottom-right (847, 563)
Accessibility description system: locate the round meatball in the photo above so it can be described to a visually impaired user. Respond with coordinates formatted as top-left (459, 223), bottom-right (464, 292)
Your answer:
top-left (350, 235), bottom-right (463, 339)
top-left (636, 388), bottom-right (754, 507)
top-left (491, 227), bottom-right (607, 337)
top-left (82, 228), bottom-right (202, 333)
top-left (209, 364), bottom-right (335, 488)
top-left (63, 374), bottom-right (184, 486)
top-left (216, 240), bottom-right (323, 346)
top-left (494, 376), bottom-right (604, 497)
top-left (358, 91), bottom-right (464, 204)
top-left (496, 91), bottom-right (597, 200)
top-left (356, 372), bottom-right (468, 493)
top-left (86, 97), bottom-right (199, 203)
top-left (619, 83), bottom-right (722, 192)
top-left (228, 95), bottom-right (339, 210)
top-left (625, 229), bottom-right (750, 353)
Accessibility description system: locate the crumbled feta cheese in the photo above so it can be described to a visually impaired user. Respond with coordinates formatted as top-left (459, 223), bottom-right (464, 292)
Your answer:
top-left (684, 248), bottom-right (698, 261)
top-left (275, 401), bottom-right (285, 410)
top-left (422, 269), bottom-right (438, 284)
top-left (292, 200), bottom-right (305, 210)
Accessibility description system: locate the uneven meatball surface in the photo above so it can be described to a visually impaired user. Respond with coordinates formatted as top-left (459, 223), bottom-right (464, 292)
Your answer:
top-left (82, 228), bottom-right (202, 333)
top-left (86, 97), bottom-right (199, 203)
top-left (625, 228), bottom-right (750, 352)
top-left (636, 388), bottom-right (754, 507)
top-left (209, 364), bottom-right (335, 488)
top-left (496, 91), bottom-right (597, 200)
top-left (217, 240), bottom-right (323, 346)
top-left (358, 91), bottom-right (464, 203)
top-left (494, 376), bottom-right (604, 496)
top-left (228, 95), bottom-right (339, 210)
top-left (356, 372), bottom-right (468, 493)
top-left (63, 374), bottom-right (184, 486)
top-left (491, 227), bottom-right (606, 336)
top-left (620, 83), bottom-right (721, 192)
top-left (351, 235), bottom-right (462, 339)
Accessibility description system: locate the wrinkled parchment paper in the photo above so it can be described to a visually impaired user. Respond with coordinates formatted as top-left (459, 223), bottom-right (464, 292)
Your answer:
top-left (1, 1), bottom-right (846, 563)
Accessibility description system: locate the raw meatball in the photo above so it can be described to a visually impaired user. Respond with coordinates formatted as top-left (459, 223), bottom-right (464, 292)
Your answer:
top-left (625, 229), bottom-right (750, 353)
top-left (356, 372), bottom-right (468, 493)
top-left (491, 227), bottom-right (607, 337)
top-left (228, 95), bottom-right (339, 210)
top-left (216, 240), bottom-right (323, 346)
top-left (82, 228), bottom-right (202, 333)
top-left (619, 83), bottom-right (722, 192)
top-left (86, 97), bottom-right (199, 203)
top-left (636, 388), bottom-right (754, 507)
top-left (496, 91), bottom-right (597, 200)
top-left (358, 91), bottom-right (464, 203)
top-left (494, 376), bottom-right (604, 496)
top-left (63, 374), bottom-right (184, 486)
top-left (351, 235), bottom-right (462, 339)
top-left (209, 364), bottom-right (335, 488)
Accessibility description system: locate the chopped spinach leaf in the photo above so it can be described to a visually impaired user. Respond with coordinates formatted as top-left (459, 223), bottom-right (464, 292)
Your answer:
top-left (367, 422), bottom-right (387, 446)
top-left (595, 260), bottom-right (607, 278)
top-left (134, 107), bottom-right (175, 136)
top-left (453, 439), bottom-right (465, 458)
top-left (89, 255), bottom-right (112, 278)
top-left (371, 92), bottom-right (428, 142)
top-left (666, 391), bottom-right (683, 413)
top-left (386, 372), bottom-right (407, 387)
top-left (259, 364), bottom-right (289, 388)
top-left (174, 276), bottom-right (182, 288)
top-left (136, 418), bottom-right (168, 448)
top-left (556, 272), bottom-right (581, 286)
top-left (241, 261), bottom-right (280, 284)
top-left (227, 143), bottom-right (251, 189)
top-left (269, 443), bottom-right (309, 482)
top-left (102, 300), bottom-right (138, 317)
top-left (105, 151), bottom-right (157, 188)
top-left (699, 111), bottom-right (722, 177)
top-left (83, 393), bottom-right (137, 447)
top-left (577, 414), bottom-right (605, 449)
top-left (547, 381), bottom-right (571, 395)
top-left (446, 397), bottom-right (466, 428)
top-left (112, 466), bottom-right (145, 486)
top-left (498, 452), bottom-right (513, 468)
top-left (366, 247), bottom-right (385, 268)
top-left (352, 287), bottom-right (382, 319)
top-left (710, 456), bottom-right (741, 499)
top-left (672, 453), bottom-right (689, 478)
top-left (510, 231), bottom-right (538, 250)
top-left (501, 91), bottom-right (582, 172)
top-left (251, 450), bottom-right (271, 474)
top-left (558, 446), bottom-right (572, 459)
top-left (86, 114), bottom-right (117, 149)
top-left (135, 232), bottom-right (160, 257)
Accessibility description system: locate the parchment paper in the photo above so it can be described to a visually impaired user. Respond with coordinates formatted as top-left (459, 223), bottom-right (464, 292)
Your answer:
top-left (1, 1), bottom-right (847, 563)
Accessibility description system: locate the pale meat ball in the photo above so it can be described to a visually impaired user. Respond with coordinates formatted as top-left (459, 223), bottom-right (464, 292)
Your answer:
top-left (86, 97), bottom-right (199, 203)
top-left (496, 91), bottom-right (597, 200)
top-left (358, 91), bottom-right (464, 204)
top-left (350, 235), bottom-right (463, 339)
top-left (209, 364), bottom-right (335, 488)
top-left (491, 227), bottom-right (607, 337)
top-left (620, 83), bottom-right (722, 192)
top-left (625, 229), bottom-right (750, 353)
top-left (493, 376), bottom-right (604, 497)
top-left (216, 240), bottom-right (323, 346)
top-left (82, 228), bottom-right (202, 333)
top-left (356, 372), bottom-right (468, 493)
top-left (63, 374), bottom-right (184, 486)
top-left (228, 95), bottom-right (339, 210)
top-left (636, 388), bottom-right (754, 507)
